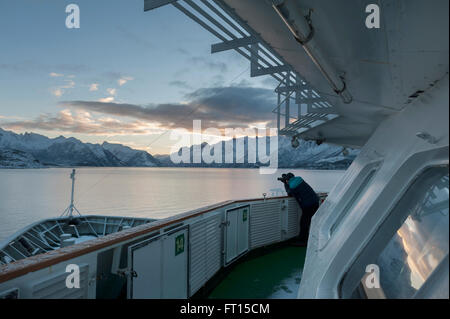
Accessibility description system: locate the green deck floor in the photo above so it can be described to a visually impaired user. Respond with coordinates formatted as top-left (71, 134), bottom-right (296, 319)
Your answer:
top-left (208, 246), bottom-right (307, 299)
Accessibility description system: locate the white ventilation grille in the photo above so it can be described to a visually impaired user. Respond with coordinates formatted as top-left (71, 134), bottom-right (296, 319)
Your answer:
top-left (31, 264), bottom-right (89, 299)
top-left (189, 215), bottom-right (222, 296)
top-left (250, 200), bottom-right (282, 249)
top-left (287, 198), bottom-right (301, 238)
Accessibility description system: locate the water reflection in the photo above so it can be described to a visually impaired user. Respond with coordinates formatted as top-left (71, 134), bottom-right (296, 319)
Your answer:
top-left (378, 173), bottom-right (449, 298)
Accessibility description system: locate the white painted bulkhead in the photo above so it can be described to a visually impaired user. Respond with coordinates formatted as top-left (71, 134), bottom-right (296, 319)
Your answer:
top-left (0, 251), bottom-right (98, 299)
top-left (299, 75), bottom-right (449, 298)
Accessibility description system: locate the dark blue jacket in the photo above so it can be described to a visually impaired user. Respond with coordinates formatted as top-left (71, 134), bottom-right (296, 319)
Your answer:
top-left (284, 177), bottom-right (319, 209)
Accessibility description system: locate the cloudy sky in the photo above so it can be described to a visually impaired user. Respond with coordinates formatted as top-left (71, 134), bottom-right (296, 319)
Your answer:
top-left (0, 0), bottom-right (279, 154)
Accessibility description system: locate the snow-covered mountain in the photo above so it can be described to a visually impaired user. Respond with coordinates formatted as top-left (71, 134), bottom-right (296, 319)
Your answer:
top-left (0, 128), bottom-right (159, 168)
top-left (155, 136), bottom-right (359, 169)
top-left (277, 136), bottom-right (359, 169)
top-left (1, 128), bottom-right (358, 169)
top-left (102, 142), bottom-right (159, 167)
top-left (0, 148), bottom-right (43, 168)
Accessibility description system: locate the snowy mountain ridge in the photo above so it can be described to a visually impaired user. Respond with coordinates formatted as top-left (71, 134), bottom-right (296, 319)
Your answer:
top-left (155, 136), bottom-right (359, 169)
top-left (0, 128), bottom-right (159, 168)
top-left (0, 128), bottom-right (358, 169)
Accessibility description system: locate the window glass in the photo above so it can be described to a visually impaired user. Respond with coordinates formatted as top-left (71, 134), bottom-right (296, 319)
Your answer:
top-left (376, 171), bottom-right (449, 298)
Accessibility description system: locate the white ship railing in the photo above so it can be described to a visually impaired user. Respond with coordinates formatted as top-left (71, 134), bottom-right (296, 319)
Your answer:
top-left (0, 194), bottom-right (327, 299)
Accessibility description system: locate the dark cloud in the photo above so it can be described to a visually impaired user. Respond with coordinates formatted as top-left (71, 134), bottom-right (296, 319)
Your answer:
top-left (60, 86), bottom-right (276, 130)
top-left (1, 110), bottom-right (157, 135)
top-left (1, 86), bottom-right (277, 135)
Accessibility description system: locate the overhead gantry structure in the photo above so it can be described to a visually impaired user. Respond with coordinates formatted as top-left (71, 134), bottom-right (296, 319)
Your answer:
top-left (145, 0), bottom-right (449, 149)
top-left (144, 0), bottom-right (339, 145)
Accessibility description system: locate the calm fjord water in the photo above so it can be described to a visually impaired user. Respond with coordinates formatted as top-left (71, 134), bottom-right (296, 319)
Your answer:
top-left (0, 168), bottom-right (344, 241)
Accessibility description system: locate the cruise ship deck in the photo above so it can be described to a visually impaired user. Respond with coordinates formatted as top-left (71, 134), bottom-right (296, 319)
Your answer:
top-left (208, 246), bottom-right (306, 299)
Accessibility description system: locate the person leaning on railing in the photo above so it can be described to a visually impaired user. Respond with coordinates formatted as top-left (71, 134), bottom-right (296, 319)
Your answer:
top-left (280, 173), bottom-right (320, 246)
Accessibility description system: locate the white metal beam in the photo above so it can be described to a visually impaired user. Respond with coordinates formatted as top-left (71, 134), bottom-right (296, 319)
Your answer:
top-left (251, 65), bottom-right (290, 77)
top-left (211, 37), bottom-right (258, 53)
top-left (285, 74), bottom-right (290, 127)
top-left (144, 0), bottom-right (177, 11)
top-left (275, 85), bottom-right (303, 93)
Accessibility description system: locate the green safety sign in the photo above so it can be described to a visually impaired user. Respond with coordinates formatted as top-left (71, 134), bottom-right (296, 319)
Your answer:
top-left (175, 233), bottom-right (185, 256)
top-left (243, 209), bottom-right (248, 222)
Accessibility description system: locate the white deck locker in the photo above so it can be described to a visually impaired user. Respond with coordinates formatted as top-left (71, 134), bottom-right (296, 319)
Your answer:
top-left (225, 205), bottom-right (249, 265)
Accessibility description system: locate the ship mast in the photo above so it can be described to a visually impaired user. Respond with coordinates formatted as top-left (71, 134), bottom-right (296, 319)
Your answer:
top-left (61, 169), bottom-right (81, 218)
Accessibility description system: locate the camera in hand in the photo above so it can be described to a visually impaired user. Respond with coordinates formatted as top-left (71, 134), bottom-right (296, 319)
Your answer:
top-left (277, 172), bottom-right (294, 183)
